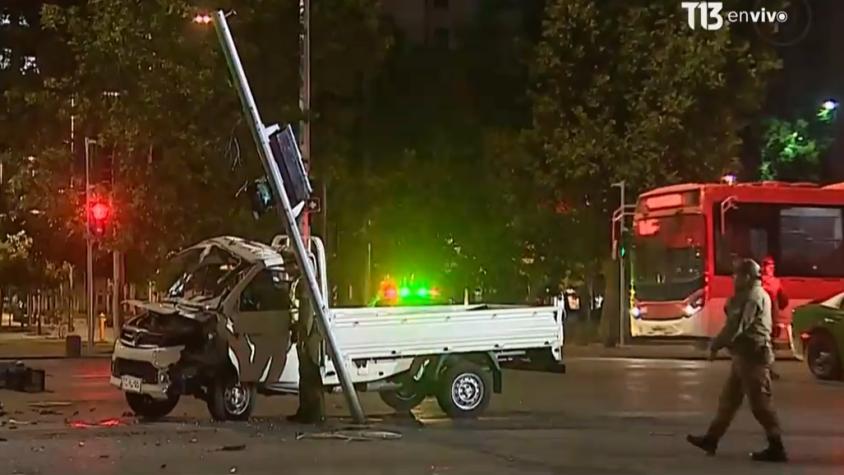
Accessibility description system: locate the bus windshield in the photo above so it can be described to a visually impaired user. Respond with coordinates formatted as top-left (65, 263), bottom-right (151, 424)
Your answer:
top-left (633, 214), bottom-right (705, 301)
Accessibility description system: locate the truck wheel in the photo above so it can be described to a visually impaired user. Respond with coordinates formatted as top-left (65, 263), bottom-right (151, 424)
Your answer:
top-left (207, 374), bottom-right (256, 421)
top-left (435, 360), bottom-right (492, 418)
top-left (125, 393), bottom-right (180, 420)
top-left (379, 385), bottom-right (426, 412)
top-left (807, 333), bottom-right (842, 380)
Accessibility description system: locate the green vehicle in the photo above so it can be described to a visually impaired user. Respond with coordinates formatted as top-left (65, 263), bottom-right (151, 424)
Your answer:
top-left (793, 292), bottom-right (844, 380)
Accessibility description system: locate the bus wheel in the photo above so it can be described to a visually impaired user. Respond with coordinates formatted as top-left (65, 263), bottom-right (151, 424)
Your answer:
top-left (807, 333), bottom-right (842, 380)
top-left (435, 360), bottom-right (492, 419)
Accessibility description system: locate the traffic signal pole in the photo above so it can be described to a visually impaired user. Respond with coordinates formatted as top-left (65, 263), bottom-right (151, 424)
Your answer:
top-left (299, 0), bottom-right (311, 244)
top-left (611, 181), bottom-right (634, 347)
top-left (85, 138), bottom-right (95, 351)
top-left (212, 10), bottom-right (366, 424)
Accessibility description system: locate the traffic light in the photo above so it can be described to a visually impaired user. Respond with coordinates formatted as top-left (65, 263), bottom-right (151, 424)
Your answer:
top-left (88, 199), bottom-right (112, 238)
top-left (618, 228), bottom-right (631, 259)
top-left (242, 178), bottom-right (274, 219)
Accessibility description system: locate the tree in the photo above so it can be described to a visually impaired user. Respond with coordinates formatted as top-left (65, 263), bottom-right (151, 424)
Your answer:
top-left (759, 114), bottom-right (837, 182)
top-left (325, 2), bottom-right (545, 303)
top-left (3, 0), bottom-right (389, 284)
top-left (519, 0), bottom-right (781, 287)
top-left (0, 231), bottom-right (33, 289)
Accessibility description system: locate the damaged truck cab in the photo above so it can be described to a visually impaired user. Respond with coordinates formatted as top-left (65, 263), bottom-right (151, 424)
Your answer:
top-left (111, 236), bottom-right (298, 421)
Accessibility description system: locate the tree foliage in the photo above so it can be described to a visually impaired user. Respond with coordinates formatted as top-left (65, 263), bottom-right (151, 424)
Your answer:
top-left (759, 116), bottom-right (835, 182)
top-left (518, 0), bottom-right (781, 285)
top-left (4, 0), bottom-right (388, 281)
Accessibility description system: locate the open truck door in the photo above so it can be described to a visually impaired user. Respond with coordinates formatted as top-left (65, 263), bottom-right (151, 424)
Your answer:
top-left (222, 267), bottom-right (293, 384)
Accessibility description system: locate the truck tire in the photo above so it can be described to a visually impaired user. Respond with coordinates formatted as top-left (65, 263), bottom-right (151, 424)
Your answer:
top-left (207, 373), bottom-right (256, 421)
top-left (435, 360), bottom-right (492, 418)
top-left (807, 333), bottom-right (842, 380)
top-left (126, 392), bottom-right (180, 420)
top-left (379, 385), bottom-right (426, 412)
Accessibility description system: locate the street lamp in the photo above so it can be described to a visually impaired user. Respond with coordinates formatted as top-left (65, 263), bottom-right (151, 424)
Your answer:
top-left (819, 99), bottom-right (839, 122)
top-left (192, 13), bottom-right (212, 24)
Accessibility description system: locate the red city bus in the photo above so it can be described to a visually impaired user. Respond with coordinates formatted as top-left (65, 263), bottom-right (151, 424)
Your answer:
top-left (629, 181), bottom-right (844, 346)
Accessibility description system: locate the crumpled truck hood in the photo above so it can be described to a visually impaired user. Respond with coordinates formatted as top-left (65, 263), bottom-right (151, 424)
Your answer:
top-left (125, 299), bottom-right (216, 322)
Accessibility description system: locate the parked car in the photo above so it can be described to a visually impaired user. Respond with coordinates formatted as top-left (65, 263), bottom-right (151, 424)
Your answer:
top-left (792, 292), bottom-right (844, 380)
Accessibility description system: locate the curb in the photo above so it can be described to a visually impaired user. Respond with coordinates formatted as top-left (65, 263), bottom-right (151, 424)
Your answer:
top-left (0, 353), bottom-right (113, 361)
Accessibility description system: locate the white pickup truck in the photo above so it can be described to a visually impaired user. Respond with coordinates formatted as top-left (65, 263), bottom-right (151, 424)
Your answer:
top-left (110, 235), bottom-right (566, 421)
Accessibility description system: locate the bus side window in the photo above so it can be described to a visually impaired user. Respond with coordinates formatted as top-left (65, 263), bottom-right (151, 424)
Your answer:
top-left (713, 202), bottom-right (779, 274)
top-left (778, 206), bottom-right (844, 277)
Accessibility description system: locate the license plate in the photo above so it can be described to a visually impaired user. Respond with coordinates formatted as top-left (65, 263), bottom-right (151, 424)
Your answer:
top-left (121, 375), bottom-right (142, 393)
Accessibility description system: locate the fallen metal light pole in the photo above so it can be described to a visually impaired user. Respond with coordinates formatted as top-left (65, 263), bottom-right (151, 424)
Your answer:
top-left (211, 10), bottom-right (366, 424)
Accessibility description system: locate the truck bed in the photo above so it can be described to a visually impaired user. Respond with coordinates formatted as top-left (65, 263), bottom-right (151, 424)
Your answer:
top-left (330, 304), bottom-right (565, 361)
top-left (271, 304), bottom-right (566, 390)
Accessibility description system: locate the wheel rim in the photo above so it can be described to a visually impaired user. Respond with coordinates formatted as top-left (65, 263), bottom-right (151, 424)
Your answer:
top-left (812, 350), bottom-right (833, 376)
top-left (224, 383), bottom-right (251, 415)
top-left (451, 373), bottom-right (483, 411)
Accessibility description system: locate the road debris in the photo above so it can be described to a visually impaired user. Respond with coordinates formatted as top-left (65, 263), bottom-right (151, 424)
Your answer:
top-left (215, 444), bottom-right (246, 452)
top-left (8, 418), bottom-right (33, 425)
top-left (295, 430), bottom-right (402, 442)
top-left (68, 418), bottom-right (123, 429)
top-left (28, 401), bottom-right (73, 409)
top-left (229, 467), bottom-right (238, 474)
top-left (2, 362), bottom-right (46, 392)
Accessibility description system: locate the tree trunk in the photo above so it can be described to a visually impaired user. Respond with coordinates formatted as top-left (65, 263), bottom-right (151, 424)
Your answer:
top-left (36, 290), bottom-right (42, 335)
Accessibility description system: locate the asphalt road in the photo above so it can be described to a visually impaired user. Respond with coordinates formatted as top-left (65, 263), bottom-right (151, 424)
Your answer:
top-left (1, 357), bottom-right (842, 475)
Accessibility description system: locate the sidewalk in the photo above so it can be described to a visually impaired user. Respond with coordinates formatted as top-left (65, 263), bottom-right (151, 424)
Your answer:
top-left (0, 317), bottom-right (115, 359)
top-left (564, 342), bottom-right (799, 361)
top-left (0, 339), bottom-right (113, 359)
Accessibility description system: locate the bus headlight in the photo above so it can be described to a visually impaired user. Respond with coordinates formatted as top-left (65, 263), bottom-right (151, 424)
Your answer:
top-left (630, 306), bottom-right (644, 319)
top-left (683, 297), bottom-right (704, 317)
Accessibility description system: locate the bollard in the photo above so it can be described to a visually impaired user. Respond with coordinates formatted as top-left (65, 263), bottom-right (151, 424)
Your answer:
top-left (65, 335), bottom-right (82, 358)
top-left (98, 313), bottom-right (106, 342)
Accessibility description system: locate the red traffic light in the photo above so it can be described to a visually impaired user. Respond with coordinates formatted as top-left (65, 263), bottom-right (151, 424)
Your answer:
top-left (91, 202), bottom-right (110, 221)
top-left (87, 199), bottom-right (112, 238)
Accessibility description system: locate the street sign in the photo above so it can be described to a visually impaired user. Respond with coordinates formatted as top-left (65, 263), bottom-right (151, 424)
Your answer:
top-left (268, 125), bottom-right (312, 208)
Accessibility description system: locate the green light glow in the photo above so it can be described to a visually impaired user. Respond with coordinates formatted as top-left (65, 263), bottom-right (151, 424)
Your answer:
top-left (417, 288), bottom-right (429, 297)
top-left (399, 287), bottom-right (410, 297)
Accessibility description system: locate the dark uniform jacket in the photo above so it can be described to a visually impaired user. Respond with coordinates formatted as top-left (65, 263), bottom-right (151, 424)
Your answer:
top-left (712, 282), bottom-right (774, 364)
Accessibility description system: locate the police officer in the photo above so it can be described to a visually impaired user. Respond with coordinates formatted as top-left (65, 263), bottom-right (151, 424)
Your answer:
top-left (287, 278), bottom-right (326, 425)
top-left (687, 258), bottom-right (787, 462)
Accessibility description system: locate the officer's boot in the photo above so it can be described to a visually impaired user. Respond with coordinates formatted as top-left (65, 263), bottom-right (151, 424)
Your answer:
top-left (751, 436), bottom-right (788, 462)
top-left (686, 434), bottom-right (718, 455)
